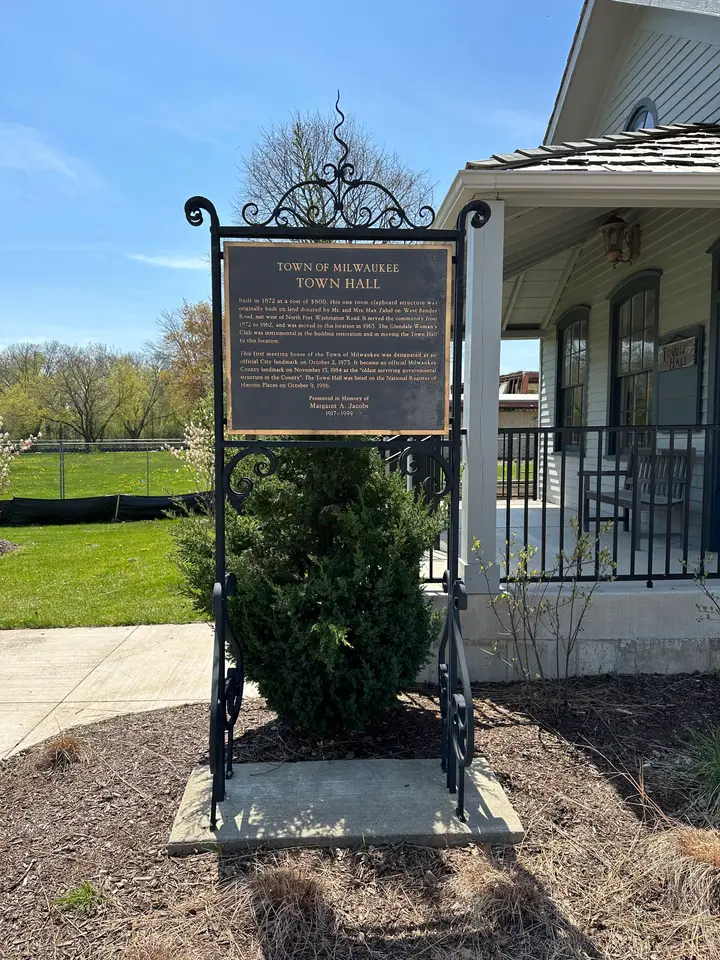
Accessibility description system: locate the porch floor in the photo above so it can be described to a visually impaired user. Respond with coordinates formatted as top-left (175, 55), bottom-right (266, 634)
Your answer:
top-left (422, 502), bottom-right (712, 583)
top-left (495, 500), bottom-right (709, 581)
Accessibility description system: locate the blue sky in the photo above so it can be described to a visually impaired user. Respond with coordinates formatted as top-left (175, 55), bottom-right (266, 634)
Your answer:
top-left (0, 0), bottom-right (582, 373)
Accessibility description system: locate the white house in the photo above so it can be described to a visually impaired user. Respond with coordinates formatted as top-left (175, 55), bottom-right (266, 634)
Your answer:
top-left (430, 0), bottom-right (720, 680)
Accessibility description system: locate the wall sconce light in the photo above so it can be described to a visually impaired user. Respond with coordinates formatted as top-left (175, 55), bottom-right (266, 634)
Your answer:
top-left (597, 213), bottom-right (641, 265)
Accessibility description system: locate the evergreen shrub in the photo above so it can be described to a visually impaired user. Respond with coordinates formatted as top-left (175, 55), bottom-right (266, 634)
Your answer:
top-left (173, 445), bottom-right (444, 734)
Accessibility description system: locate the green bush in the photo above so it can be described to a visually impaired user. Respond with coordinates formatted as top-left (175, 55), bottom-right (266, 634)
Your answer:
top-left (688, 728), bottom-right (720, 816)
top-left (173, 445), bottom-right (444, 734)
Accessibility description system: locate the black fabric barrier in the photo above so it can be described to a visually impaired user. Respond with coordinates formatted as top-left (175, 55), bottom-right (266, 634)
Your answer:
top-left (115, 492), bottom-right (210, 522)
top-left (0, 495), bottom-right (117, 526)
top-left (0, 493), bottom-right (210, 526)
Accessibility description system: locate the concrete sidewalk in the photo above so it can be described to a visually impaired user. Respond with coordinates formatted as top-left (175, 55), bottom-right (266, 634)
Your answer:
top-left (0, 622), bottom-right (258, 758)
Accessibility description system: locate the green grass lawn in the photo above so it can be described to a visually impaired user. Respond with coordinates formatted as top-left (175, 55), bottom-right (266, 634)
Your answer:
top-left (0, 520), bottom-right (204, 629)
top-left (11, 452), bottom-right (532, 496)
top-left (5, 450), bottom-right (198, 500)
top-left (497, 461), bottom-right (534, 482)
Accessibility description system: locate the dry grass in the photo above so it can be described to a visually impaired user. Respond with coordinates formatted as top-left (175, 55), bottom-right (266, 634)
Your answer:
top-left (680, 827), bottom-right (720, 868)
top-left (640, 827), bottom-right (720, 915)
top-left (122, 936), bottom-right (192, 960)
top-left (245, 865), bottom-right (335, 959)
top-left (34, 733), bottom-right (87, 771)
top-left (451, 859), bottom-right (553, 938)
top-left (107, 864), bottom-right (336, 960)
top-left (97, 837), bottom-right (720, 960)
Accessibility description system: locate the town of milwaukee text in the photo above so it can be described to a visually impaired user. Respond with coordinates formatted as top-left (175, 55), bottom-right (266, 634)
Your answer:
top-left (276, 258), bottom-right (401, 290)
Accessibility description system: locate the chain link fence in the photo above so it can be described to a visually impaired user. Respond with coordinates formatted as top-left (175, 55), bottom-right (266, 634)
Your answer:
top-left (10, 439), bottom-right (195, 500)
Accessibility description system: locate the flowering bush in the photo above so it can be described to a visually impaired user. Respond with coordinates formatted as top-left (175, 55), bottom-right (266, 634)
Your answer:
top-left (0, 417), bottom-right (40, 497)
top-left (167, 405), bottom-right (214, 493)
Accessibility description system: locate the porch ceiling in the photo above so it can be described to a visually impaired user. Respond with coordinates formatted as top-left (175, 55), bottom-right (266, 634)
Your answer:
top-left (502, 250), bottom-right (576, 335)
top-left (501, 205), bottom-right (617, 337)
top-left (503, 205), bottom-right (609, 277)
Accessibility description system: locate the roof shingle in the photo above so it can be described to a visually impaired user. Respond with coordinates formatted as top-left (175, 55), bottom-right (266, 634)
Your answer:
top-left (466, 124), bottom-right (720, 173)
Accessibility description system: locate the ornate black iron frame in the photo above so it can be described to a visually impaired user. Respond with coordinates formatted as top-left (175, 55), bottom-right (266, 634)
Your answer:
top-left (185, 110), bottom-right (490, 829)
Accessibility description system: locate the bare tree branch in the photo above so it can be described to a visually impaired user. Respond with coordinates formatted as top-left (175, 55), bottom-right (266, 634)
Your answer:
top-left (232, 104), bottom-right (435, 229)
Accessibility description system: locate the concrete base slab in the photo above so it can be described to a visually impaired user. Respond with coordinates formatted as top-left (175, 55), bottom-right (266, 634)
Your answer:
top-left (168, 758), bottom-right (524, 854)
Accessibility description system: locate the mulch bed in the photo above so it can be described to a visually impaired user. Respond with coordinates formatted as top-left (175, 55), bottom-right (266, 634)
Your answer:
top-left (226, 692), bottom-right (443, 765)
top-left (2, 676), bottom-right (720, 958)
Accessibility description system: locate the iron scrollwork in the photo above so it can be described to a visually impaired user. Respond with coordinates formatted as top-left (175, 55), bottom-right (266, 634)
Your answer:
top-left (241, 96), bottom-right (435, 230)
top-left (209, 583), bottom-right (247, 825)
top-left (222, 447), bottom-right (278, 514)
top-left (438, 581), bottom-right (475, 820)
top-left (469, 203), bottom-right (491, 230)
top-left (184, 195), bottom-right (219, 231)
top-left (398, 444), bottom-right (453, 507)
top-left (224, 617), bottom-right (244, 779)
top-left (209, 584), bottom-right (226, 829)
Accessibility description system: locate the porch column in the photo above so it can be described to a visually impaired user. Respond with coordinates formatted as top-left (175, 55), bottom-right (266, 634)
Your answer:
top-left (459, 199), bottom-right (505, 593)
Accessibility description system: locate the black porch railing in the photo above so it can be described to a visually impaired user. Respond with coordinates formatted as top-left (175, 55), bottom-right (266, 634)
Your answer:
top-left (497, 425), bottom-right (720, 586)
top-left (497, 429), bottom-right (538, 501)
top-left (383, 435), bottom-right (450, 584)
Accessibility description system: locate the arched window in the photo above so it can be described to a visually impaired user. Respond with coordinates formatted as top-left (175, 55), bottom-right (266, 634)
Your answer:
top-left (625, 98), bottom-right (658, 131)
top-left (608, 270), bottom-right (662, 452)
top-left (555, 306), bottom-right (589, 449)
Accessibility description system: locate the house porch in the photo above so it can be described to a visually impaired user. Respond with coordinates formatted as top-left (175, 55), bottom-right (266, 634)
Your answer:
top-left (434, 126), bottom-right (720, 594)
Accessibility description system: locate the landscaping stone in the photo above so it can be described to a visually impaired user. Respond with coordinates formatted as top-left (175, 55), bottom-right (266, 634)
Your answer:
top-left (167, 757), bottom-right (524, 853)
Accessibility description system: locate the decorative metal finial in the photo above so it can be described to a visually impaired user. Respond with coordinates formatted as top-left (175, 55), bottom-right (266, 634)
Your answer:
top-left (332, 90), bottom-right (350, 174)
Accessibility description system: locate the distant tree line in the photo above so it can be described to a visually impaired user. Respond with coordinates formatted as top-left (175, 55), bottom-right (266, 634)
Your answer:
top-left (1, 102), bottom-right (434, 443)
top-left (0, 300), bottom-right (213, 441)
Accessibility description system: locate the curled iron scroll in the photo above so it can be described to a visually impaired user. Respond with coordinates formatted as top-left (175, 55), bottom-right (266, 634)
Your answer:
top-left (457, 198), bottom-right (492, 233)
top-left (470, 202), bottom-right (492, 229)
top-left (398, 445), bottom-right (452, 500)
top-left (184, 195), bottom-right (220, 231)
top-left (450, 604), bottom-right (474, 769)
top-left (222, 447), bottom-right (278, 514)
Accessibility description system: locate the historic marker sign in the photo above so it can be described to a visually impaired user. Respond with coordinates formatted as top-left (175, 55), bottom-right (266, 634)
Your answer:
top-left (224, 241), bottom-right (452, 434)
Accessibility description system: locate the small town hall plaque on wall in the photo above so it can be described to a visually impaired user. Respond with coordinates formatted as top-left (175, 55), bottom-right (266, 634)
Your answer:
top-left (224, 241), bottom-right (452, 435)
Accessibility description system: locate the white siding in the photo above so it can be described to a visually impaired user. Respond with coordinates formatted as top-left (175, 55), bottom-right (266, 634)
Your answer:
top-left (539, 208), bottom-right (720, 509)
top-left (594, 10), bottom-right (720, 133)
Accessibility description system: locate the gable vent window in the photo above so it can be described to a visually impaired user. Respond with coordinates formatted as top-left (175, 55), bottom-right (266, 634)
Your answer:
top-left (626, 99), bottom-right (658, 132)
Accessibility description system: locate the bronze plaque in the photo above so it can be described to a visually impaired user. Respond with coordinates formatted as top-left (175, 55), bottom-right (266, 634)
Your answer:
top-left (224, 241), bottom-right (452, 435)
